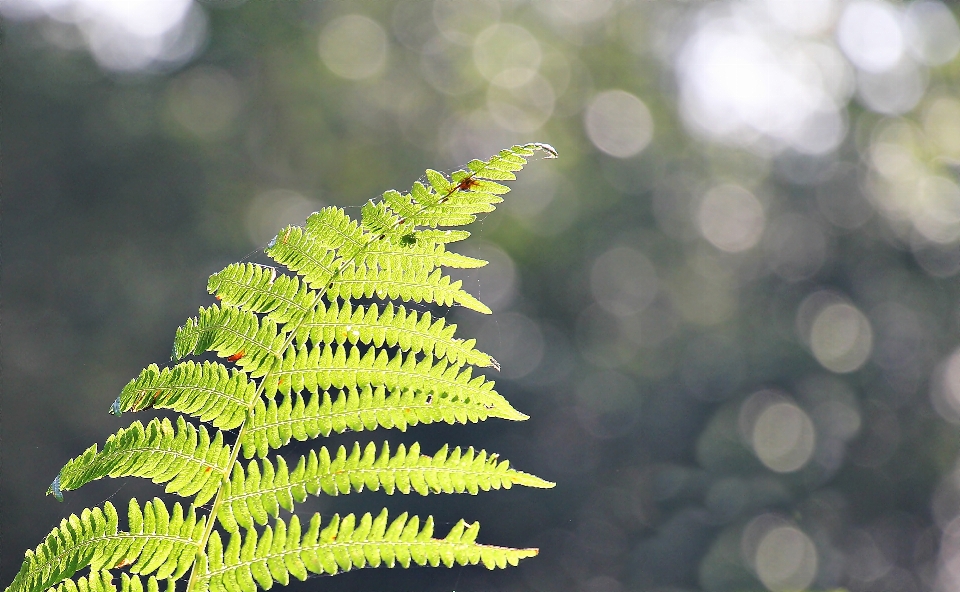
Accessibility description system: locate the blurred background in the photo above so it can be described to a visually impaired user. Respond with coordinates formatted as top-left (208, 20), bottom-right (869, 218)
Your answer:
top-left (6, 0), bottom-right (960, 590)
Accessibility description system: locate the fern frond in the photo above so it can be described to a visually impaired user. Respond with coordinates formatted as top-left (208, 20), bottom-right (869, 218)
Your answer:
top-left (10, 144), bottom-right (557, 592)
top-left (257, 343), bottom-right (517, 414)
top-left (207, 264), bottom-right (314, 326)
top-left (52, 417), bottom-right (230, 504)
top-left (110, 362), bottom-right (256, 430)
top-left (217, 441), bottom-right (553, 532)
top-left (303, 206), bottom-right (368, 260)
top-left (295, 302), bottom-right (496, 368)
top-left (8, 499), bottom-right (202, 592)
top-left (412, 229), bottom-right (472, 244)
top-left (172, 305), bottom-right (285, 377)
top-left (45, 570), bottom-right (115, 592)
top-left (360, 236), bottom-right (487, 272)
top-left (241, 386), bottom-right (525, 459)
top-left (117, 574), bottom-right (176, 592)
top-left (261, 226), bottom-right (338, 290)
top-left (379, 144), bottom-right (548, 230)
top-left (328, 262), bottom-right (491, 313)
top-left (206, 269), bottom-right (495, 369)
top-left (266, 229), bottom-right (489, 313)
top-left (193, 510), bottom-right (537, 592)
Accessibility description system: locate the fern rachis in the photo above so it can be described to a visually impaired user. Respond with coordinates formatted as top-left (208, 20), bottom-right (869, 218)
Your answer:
top-left (7, 143), bottom-right (557, 592)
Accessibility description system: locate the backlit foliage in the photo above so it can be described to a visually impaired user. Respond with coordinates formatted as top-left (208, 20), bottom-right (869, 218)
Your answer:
top-left (6, 143), bottom-right (557, 592)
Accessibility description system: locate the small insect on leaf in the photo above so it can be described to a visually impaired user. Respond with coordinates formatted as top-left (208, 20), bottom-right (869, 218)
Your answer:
top-left (227, 351), bottom-right (245, 363)
top-left (109, 397), bottom-right (123, 417)
top-left (455, 177), bottom-right (480, 192)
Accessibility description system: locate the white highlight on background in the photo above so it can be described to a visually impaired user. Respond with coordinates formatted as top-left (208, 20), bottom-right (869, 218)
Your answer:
top-left (1, 0), bottom-right (206, 72)
top-left (676, 4), bottom-right (849, 155)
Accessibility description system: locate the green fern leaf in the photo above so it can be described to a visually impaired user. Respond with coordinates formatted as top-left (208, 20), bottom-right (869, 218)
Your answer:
top-left (257, 343), bottom-right (516, 414)
top-left (117, 574), bottom-right (176, 592)
top-left (330, 263), bottom-right (490, 313)
top-left (194, 510), bottom-right (537, 592)
top-left (206, 270), bottom-right (495, 368)
top-left (240, 386), bottom-right (525, 459)
top-left (172, 305), bottom-right (285, 377)
top-left (266, 229), bottom-right (489, 313)
top-left (45, 571), bottom-right (116, 592)
top-left (295, 302), bottom-right (496, 368)
top-left (111, 362), bottom-right (256, 430)
top-left (8, 499), bottom-right (202, 592)
top-left (217, 441), bottom-right (554, 532)
top-left (360, 237), bottom-right (487, 272)
top-left (52, 417), bottom-right (230, 503)
top-left (303, 206), bottom-right (368, 259)
top-left (260, 226), bottom-right (338, 292)
top-left (207, 264), bottom-right (314, 326)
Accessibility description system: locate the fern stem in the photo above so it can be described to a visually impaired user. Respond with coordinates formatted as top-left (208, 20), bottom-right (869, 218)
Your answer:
top-left (185, 225), bottom-right (388, 592)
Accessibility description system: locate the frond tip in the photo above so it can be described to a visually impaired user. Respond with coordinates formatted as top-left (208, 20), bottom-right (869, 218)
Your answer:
top-left (194, 510), bottom-right (539, 592)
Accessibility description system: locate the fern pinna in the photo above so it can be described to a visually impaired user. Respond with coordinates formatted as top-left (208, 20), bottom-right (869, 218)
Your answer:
top-left (7, 143), bottom-right (558, 592)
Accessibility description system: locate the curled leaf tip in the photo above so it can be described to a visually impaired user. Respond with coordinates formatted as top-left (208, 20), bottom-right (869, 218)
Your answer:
top-left (530, 143), bottom-right (558, 158)
top-left (47, 474), bottom-right (64, 502)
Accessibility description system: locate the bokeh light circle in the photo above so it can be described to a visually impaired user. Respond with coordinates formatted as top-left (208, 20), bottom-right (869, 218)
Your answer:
top-left (166, 67), bottom-right (241, 140)
top-left (487, 73), bottom-right (556, 133)
top-left (584, 90), bottom-right (654, 158)
top-left (809, 303), bottom-right (873, 373)
top-left (932, 348), bottom-right (960, 424)
top-left (904, 0), bottom-right (960, 66)
top-left (432, 0), bottom-right (500, 46)
top-left (473, 23), bottom-right (542, 88)
top-left (751, 402), bottom-right (816, 473)
top-left (837, 0), bottom-right (904, 74)
top-left (754, 525), bottom-right (818, 590)
top-left (697, 184), bottom-right (766, 253)
top-left (246, 190), bottom-right (322, 248)
top-left (318, 15), bottom-right (388, 80)
top-left (914, 175), bottom-right (960, 244)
